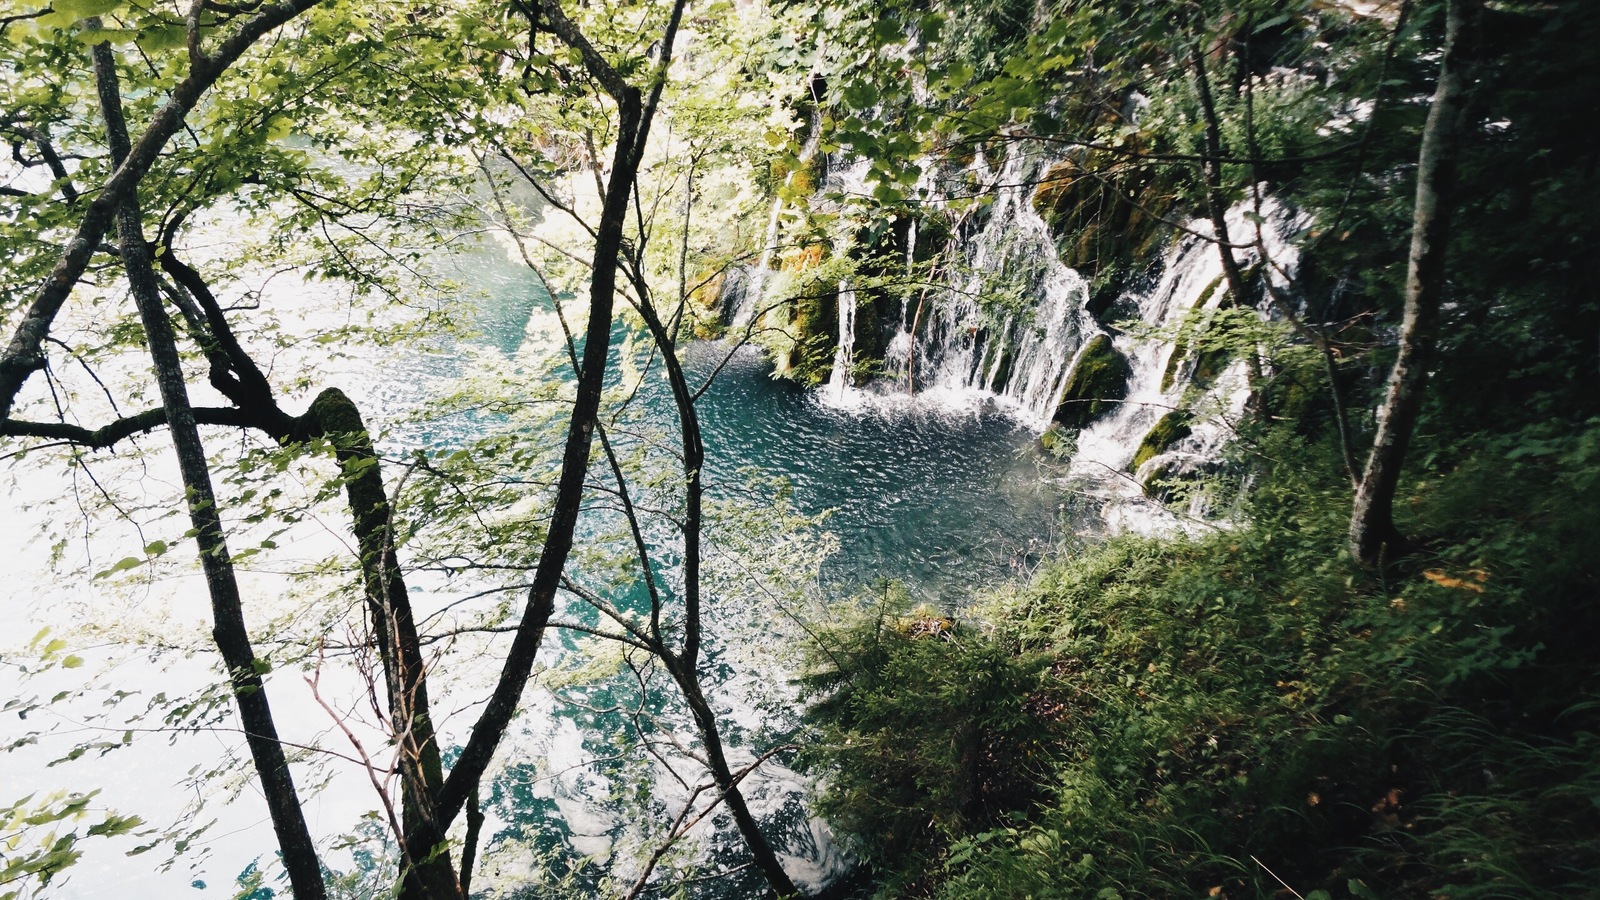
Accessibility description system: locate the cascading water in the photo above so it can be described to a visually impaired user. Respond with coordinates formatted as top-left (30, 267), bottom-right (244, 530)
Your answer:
top-left (826, 282), bottom-right (858, 404)
top-left (726, 133), bottom-right (1306, 516)
top-left (1073, 196), bottom-right (1306, 528)
top-left (817, 148), bottom-right (1094, 425)
top-left (923, 150), bottom-right (1095, 427)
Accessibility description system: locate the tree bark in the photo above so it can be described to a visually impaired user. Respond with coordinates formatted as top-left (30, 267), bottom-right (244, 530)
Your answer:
top-left (159, 244), bottom-right (458, 897)
top-left (158, 260), bottom-right (458, 895)
top-left (1349, 0), bottom-right (1481, 567)
top-left (670, 665), bottom-right (800, 898)
top-left (305, 389), bottom-right (460, 900)
top-left (91, 40), bottom-right (327, 900)
top-left (432, 0), bottom-right (689, 838)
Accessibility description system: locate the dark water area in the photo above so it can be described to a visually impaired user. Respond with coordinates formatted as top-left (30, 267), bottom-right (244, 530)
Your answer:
top-left (687, 343), bottom-right (1082, 602)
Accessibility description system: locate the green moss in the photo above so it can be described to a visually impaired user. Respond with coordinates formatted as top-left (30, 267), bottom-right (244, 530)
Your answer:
top-left (1194, 273), bottom-right (1226, 310)
top-left (1160, 277), bottom-right (1228, 392)
top-left (1054, 334), bottom-right (1130, 429)
top-left (1131, 411), bottom-right (1193, 472)
top-left (1191, 346), bottom-right (1231, 385)
top-left (913, 213), bottom-right (951, 264)
top-left (786, 283), bottom-right (838, 386)
top-left (1160, 348), bottom-right (1183, 394)
top-left (1031, 149), bottom-right (1180, 301)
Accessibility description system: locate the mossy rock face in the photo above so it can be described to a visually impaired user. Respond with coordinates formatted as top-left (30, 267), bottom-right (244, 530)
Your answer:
top-left (689, 268), bottom-right (728, 339)
top-left (1031, 148), bottom-right (1179, 302)
top-left (1054, 334), bottom-right (1130, 429)
top-left (1139, 458), bottom-right (1186, 502)
top-left (979, 334), bottom-right (1014, 391)
top-left (786, 282), bottom-right (839, 387)
top-left (1138, 454), bottom-right (1222, 504)
top-left (1131, 411), bottom-right (1193, 472)
top-left (912, 213), bottom-right (951, 264)
top-left (1160, 275), bottom-right (1230, 392)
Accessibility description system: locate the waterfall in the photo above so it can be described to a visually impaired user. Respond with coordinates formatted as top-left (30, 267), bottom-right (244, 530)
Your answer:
top-left (1072, 196), bottom-right (1306, 525)
top-left (825, 282), bottom-right (858, 404)
top-left (870, 148), bottom-right (1091, 427)
top-left (726, 127), bottom-right (1309, 522)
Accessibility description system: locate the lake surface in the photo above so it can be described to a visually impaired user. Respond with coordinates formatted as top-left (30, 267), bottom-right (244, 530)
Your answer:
top-left (369, 237), bottom-right (1093, 895)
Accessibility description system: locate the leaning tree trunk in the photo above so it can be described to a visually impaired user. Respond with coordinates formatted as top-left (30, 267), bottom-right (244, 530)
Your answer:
top-left (1349, 0), bottom-right (1481, 567)
top-left (157, 248), bottom-right (458, 899)
top-left (90, 40), bottom-right (328, 900)
top-left (303, 389), bottom-right (461, 900)
top-left (1190, 42), bottom-right (1255, 312)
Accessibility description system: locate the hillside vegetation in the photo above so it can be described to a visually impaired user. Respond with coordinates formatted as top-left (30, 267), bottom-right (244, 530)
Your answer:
top-left (798, 0), bottom-right (1600, 896)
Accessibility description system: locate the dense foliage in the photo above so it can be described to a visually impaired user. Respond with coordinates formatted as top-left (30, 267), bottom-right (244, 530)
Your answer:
top-left (805, 421), bottom-right (1600, 897)
top-left (799, 0), bottom-right (1600, 896)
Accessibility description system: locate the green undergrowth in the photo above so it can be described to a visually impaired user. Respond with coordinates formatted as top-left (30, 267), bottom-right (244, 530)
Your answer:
top-left (802, 424), bottom-right (1600, 898)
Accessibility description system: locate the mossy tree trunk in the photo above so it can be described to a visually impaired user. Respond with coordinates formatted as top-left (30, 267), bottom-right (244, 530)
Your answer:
top-left (1349, 0), bottom-right (1482, 568)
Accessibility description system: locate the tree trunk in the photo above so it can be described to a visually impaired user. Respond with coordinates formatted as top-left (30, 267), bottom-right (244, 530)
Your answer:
top-left (160, 249), bottom-right (458, 898)
top-left (303, 389), bottom-right (460, 900)
top-left (1349, 0), bottom-right (1481, 567)
top-left (670, 663), bottom-right (801, 898)
top-left (629, 281), bottom-right (801, 897)
top-left (1189, 42), bottom-right (1254, 312)
top-left (91, 41), bottom-right (327, 900)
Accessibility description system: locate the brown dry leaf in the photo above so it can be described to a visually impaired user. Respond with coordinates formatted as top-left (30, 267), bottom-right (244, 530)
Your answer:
top-left (1423, 569), bottom-right (1486, 593)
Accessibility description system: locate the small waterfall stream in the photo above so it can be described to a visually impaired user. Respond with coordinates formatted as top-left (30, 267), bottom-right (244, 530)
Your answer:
top-left (825, 282), bottom-right (857, 403)
top-left (1073, 197), bottom-right (1304, 480)
top-left (913, 149), bottom-right (1095, 426)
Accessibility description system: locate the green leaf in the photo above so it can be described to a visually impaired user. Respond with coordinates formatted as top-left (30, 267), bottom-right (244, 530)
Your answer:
top-left (841, 80), bottom-right (879, 110)
top-left (1254, 13), bottom-right (1291, 33)
top-left (74, 26), bottom-right (136, 45)
top-left (135, 25), bottom-right (186, 53)
top-left (870, 16), bottom-right (901, 48)
top-left (86, 814), bottom-right (143, 838)
top-left (55, 0), bottom-right (125, 22)
top-left (92, 556), bottom-right (143, 580)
